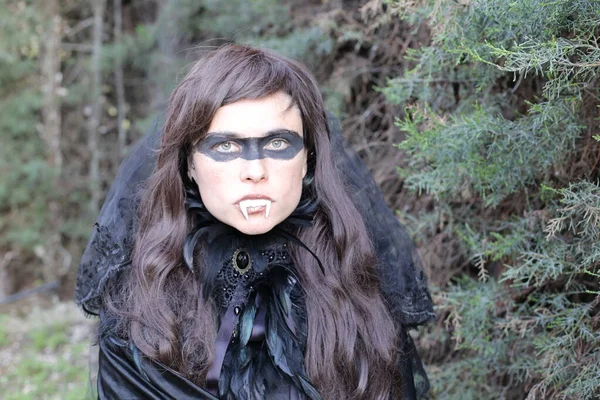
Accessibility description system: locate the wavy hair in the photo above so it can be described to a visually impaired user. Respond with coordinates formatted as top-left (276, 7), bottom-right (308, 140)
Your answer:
top-left (104, 44), bottom-right (402, 398)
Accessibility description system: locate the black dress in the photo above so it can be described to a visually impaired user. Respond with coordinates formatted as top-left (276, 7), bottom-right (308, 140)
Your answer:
top-left (98, 239), bottom-right (314, 399)
top-left (77, 114), bottom-right (435, 399)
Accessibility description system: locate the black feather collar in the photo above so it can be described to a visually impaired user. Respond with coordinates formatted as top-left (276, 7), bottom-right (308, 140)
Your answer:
top-left (182, 184), bottom-right (323, 399)
top-left (183, 183), bottom-right (324, 292)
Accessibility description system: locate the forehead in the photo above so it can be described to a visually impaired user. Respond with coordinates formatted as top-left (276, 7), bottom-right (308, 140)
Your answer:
top-left (207, 92), bottom-right (303, 137)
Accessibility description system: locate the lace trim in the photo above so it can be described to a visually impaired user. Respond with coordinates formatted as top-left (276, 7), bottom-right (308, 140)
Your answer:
top-left (76, 222), bottom-right (133, 315)
top-left (212, 245), bottom-right (294, 311)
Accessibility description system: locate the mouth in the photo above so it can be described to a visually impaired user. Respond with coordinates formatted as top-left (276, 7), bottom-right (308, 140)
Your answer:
top-left (238, 199), bottom-right (272, 220)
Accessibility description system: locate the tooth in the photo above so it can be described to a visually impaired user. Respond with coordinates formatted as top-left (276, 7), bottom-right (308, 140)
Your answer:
top-left (239, 199), bottom-right (272, 219)
top-left (240, 201), bottom-right (249, 220)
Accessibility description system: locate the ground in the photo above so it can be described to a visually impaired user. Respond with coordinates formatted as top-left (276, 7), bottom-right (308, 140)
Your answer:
top-left (0, 297), bottom-right (96, 400)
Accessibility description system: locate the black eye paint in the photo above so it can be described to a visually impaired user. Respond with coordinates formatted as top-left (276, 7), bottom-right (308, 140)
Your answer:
top-left (196, 129), bottom-right (304, 162)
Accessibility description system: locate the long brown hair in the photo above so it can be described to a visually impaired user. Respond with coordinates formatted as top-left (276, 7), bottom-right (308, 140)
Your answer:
top-left (104, 44), bottom-right (401, 398)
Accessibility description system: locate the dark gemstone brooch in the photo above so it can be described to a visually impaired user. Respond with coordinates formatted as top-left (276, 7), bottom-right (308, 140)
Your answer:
top-left (232, 249), bottom-right (251, 275)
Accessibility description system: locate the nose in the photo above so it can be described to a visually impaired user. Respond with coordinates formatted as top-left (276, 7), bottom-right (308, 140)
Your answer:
top-left (240, 158), bottom-right (268, 182)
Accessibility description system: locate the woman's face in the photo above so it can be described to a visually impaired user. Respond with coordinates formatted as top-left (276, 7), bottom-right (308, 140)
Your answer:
top-left (190, 92), bottom-right (307, 235)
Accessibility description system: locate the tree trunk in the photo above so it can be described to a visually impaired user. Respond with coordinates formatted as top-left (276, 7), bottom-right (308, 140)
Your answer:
top-left (41, 0), bottom-right (63, 173)
top-left (153, 0), bottom-right (179, 110)
top-left (114, 0), bottom-right (127, 158)
top-left (88, 0), bottom-right (106, 214)
top-left (40, 0), bottom-right (64, 284)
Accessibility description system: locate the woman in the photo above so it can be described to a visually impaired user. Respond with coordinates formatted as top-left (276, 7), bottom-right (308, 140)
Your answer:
top-left (77, 44), bottom-right (434, 399)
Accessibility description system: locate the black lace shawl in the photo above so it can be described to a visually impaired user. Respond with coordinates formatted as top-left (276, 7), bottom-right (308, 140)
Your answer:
top-left (77, 114), bottom-right (435, 398)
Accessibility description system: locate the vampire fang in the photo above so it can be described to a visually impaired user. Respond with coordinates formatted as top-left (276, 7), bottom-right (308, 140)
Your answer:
top-left (239, 199), bottom-right (272, 220)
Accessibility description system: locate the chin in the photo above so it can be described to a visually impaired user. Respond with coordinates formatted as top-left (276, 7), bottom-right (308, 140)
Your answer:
top-left (233, 220), bottom-right (277, 236)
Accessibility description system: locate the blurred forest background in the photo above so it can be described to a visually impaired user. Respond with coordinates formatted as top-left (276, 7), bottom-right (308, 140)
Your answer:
top-left (0, 0), bottom-right (599, 399)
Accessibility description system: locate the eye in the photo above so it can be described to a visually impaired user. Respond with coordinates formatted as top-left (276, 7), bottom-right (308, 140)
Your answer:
top-left (265, 138), bottom-right (290, 150)
top-left (214, 141), bottom-right (240, 153)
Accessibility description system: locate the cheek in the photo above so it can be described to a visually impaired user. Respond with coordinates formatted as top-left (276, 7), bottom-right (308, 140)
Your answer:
top-left (203, 169), bottom-right (222, 185)
top-left (193, 159), bottom-right (235, 199)
top-left (271, 157), bottom-right (306, 191)
top-left (196, 165), bottom-right (219, 186)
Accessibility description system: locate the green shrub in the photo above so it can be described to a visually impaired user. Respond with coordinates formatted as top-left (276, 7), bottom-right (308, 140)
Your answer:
top-left (0, 1), bottom-right (57, 250)
top-left (385, 0), bottom-right (600, 398)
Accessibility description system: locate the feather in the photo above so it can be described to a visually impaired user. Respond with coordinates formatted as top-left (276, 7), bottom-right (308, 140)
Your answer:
top-left (299, 375), bottom-right (323, 400)
top-left (272, 274), bottom-right (297, 339)
top-left (218, 364), bottom-right (231, 399)
top-left (248, 351), bottom-right (267, 399)
top-left (276, 278), bottom-right (292, 316)
top-left (239, 292), bottom-right (257, 346)
top-left (200, 227), bottom-right (240, 300)
top-left (264, 273), bottom-right (322, 400)
top-left (183, 225), bottom-right (206, 273)
top-left (185, 214), bottom-right (323, 399)
top-left (184, 183), bottom-right (216, 222)
top-left (128, 341), bottom-right (149, 381)
top-left (229, 357), bottom-right (249, 400)
top-left (266, 302), bottom-right (292, 376)
top-left (238, 344), bottom-right (250, 368)
top-left (272, 227), bottom-right (325, 275)
top-left (282, 195), bottom-right (319, 227)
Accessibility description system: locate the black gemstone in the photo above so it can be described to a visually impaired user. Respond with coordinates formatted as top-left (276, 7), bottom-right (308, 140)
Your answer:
top-left (236, 251), bottom-right (250, 270)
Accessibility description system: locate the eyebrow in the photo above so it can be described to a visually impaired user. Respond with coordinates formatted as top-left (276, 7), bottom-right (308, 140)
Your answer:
top-left (204, 128), bottom-right (302, 139)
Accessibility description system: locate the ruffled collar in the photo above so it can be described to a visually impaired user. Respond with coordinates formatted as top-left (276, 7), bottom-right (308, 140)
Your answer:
top-left (182, 183), bottom-right (324, 301)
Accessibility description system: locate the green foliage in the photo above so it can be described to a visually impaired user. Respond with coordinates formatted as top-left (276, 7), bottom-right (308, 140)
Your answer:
top-left (382, 0), bottom-right (600, 108)
top-left (198, 0), bottom-right (333, 70)
top-left (1, 345), bottom-right (90, 400)
top-left (100, 0), bottom-right (333, 112)
top-left (200, 0), bottom-right (289, 38)
top-left (247, 26), bottom-right (334, 70)
top-left (0, 316), bottom-right (9, 347)
top-left (29, 324), bottom-right (70, 352)
top-left (502, 181), bottom-right (600, 287)
top-left (0, 1), bottom-right (57, 250)
top-left (0, 307), bottom-right (95, 400)
top-left (397, 100), bottom-right (580, 206)
top-left (386, 0), bottom-right (600, 397)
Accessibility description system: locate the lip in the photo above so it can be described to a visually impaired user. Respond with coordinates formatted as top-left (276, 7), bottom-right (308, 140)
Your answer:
top-left (235, 194), bottom-right (274, 204)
